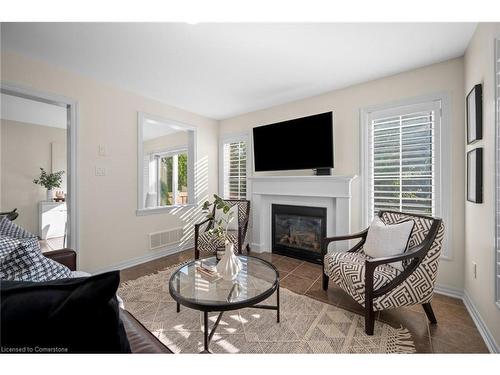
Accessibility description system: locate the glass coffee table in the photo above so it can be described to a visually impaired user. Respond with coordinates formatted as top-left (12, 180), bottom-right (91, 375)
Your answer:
top-left (169, 255), bottom-right (280, 353)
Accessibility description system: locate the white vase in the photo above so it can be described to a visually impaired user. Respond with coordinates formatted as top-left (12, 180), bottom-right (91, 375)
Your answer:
top-left (46, 189), bottom-right (55, 201)
top-left (216, 243), bottom-right (242, 281)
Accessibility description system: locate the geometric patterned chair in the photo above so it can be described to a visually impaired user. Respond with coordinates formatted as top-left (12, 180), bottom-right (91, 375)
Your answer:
top-left (322, 210), bottom-right (444, 335)
top-left (194, 199), bottom-right (250, 260)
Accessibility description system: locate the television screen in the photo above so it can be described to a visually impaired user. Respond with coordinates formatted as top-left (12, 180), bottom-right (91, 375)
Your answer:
top-left (253, 112), bottom-right (334, 172)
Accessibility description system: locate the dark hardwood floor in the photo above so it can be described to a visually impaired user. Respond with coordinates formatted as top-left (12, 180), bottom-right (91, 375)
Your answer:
top-left (120, 248), bottom-right (489, 354)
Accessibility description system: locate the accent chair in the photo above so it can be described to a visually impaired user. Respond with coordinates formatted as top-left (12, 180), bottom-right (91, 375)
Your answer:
top-left (322, 210), bottom-right (444, 335)
top-left (194, 199), bottom-right (250, 259)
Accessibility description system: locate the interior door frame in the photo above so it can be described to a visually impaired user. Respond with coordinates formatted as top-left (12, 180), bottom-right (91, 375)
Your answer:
top-left (1, 81), bottom-right (80, 266)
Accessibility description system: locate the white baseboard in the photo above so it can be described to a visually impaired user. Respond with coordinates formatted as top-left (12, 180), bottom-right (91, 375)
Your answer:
top-left (462, 290), bottom-right (500, 353)
top-left (434, 283), bottom-right (499, 353)
top-left (434, 283), bottom-right (464, 299)
top-left (92, 241), bottom-right (193, 274)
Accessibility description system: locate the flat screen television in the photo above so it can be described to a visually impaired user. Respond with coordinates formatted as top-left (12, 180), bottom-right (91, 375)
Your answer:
top-left (253, 112), bottom-right (334, 172)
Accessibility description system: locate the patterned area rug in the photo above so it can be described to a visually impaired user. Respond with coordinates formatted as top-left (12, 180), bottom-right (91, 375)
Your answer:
top-left (118, 264), bottom-right (415, 354)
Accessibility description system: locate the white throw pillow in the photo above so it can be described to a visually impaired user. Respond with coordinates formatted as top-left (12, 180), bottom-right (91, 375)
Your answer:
top-left (214, 205), bottom-right (239, 231)
top-left (363, 216), bottom-right (414, 271)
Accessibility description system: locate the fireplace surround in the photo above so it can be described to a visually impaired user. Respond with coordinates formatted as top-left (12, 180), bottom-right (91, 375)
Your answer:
top-left (248, 175), bottom-right (357, 255)
top-left (272, 204), bottom-right (326, 263)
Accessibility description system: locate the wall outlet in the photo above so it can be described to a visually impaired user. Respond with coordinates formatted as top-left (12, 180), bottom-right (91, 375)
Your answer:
top-left (95, 166), bottom-right (106, 176)
top-left (472, 262), bottom-right (477, 279)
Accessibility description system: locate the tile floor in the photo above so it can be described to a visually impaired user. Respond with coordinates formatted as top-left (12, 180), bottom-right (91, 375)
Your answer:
top-left (120, 249), bottom-right (489, 353)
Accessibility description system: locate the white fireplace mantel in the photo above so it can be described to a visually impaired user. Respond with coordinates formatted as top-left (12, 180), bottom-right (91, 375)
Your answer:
top-left (248, 175), bottom-right (357, 253)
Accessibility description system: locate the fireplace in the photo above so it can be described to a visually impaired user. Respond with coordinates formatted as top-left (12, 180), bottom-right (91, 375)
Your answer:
top-left (271, 204), bottom-right (326, 264)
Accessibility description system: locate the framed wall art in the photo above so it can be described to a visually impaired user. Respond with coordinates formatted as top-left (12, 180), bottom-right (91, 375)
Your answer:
top-left (467, 147), bottom-right (483, 203)
top-left (466, 83), bottom-right (483, 144)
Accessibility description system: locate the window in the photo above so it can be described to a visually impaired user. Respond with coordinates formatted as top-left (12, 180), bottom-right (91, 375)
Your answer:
top-left (220, 135), bottom-right (248, 200)
top-left (148, 149), bottom-right (188, 206)
top-left (138, 112), bottom-right (196, 214)
top-left (362, 95), bottom-right (450, 256)
top-left (495, 37), bottom-right (500, 305)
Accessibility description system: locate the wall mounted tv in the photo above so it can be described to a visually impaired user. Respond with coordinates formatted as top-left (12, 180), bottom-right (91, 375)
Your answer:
top-left (253, 112), bottom-right (334, 172)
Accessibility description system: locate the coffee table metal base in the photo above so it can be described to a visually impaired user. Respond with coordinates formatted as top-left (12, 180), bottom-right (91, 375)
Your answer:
top-left (177, 283), bottom-right (280, 353)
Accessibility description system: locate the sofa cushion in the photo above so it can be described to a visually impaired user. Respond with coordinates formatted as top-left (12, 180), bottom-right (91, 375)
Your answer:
top-left (0, 271), bottom-right (131, 353)
top-left (0, 216), bottom-right (37, 239)
top-left (0, 236), bottom-right (71, 282)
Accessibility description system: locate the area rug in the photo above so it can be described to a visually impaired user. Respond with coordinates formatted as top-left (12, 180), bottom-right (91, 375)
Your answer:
top-left (118, 263), bottom-right (415, 354)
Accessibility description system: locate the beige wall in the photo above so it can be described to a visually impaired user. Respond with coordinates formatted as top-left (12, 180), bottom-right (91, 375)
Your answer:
top-left (220, 57), bottom-right (466, 290)
top-left (1, 119), bottom-right (66, 234)
top-left (1, 52), bottom-right (219, 272)
top-left (464, 23), bottom-right (500, 348)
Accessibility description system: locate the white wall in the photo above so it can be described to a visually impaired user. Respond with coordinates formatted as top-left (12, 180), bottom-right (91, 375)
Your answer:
top-left (1, 52), bottom-right (219, 272)
top-left (220, 57), bottom-right (466, 291)
top-left (464, 22), bottom-right (500, 349)
top-left (1, 119), bottom-right (66, 234)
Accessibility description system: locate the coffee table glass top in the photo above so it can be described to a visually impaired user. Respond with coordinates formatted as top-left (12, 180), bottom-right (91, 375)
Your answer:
top-left (169, 256), bottom-right (278, 308)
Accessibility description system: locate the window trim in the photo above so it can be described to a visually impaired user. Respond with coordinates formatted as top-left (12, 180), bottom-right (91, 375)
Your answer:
top-left (219, 132), bottom-right (250, 200)
top-left (494, 36), bottom-right (500, 308)
top-left (360, 93), bottom-right (452, 259)
top-left (136, 112), bottom-right (197, 215)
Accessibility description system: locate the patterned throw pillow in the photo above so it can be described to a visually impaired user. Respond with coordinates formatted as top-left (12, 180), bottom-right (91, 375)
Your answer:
top-left (0, 216), bottom-right (37, 239)
top-left (0, 236), bottom-right (71, 282)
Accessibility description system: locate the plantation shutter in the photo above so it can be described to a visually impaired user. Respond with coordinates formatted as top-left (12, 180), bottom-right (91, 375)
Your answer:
top-left (368, 101), bottom-right (441, 220)
top-left (222, 140), bottom-right (247, 199)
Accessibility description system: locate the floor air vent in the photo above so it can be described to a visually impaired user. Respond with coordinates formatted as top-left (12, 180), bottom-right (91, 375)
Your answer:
top-left (149, 227), bottom-right (183, 250)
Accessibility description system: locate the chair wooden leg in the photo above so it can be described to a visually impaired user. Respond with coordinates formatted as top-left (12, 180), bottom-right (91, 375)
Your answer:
top-left (194, 246), bottom-right (200, 260)
top-left (422, 303), bottom-right (437, 324)
top-left (322, 273), bottom-right (329, 291)
top-left (365, 305), bottom-right (375, 335)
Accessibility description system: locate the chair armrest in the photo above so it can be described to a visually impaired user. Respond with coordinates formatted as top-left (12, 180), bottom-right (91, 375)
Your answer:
top-left (43, 248), bottom-right (77, 271)
top-left (194, 217), bottom-right (213, 232)
top-left (323, 229), bottom-right (368, 245)
top-left (322, 228), bottom-right (368, 255)
top-left (365, 243), bottom-right (425, 268)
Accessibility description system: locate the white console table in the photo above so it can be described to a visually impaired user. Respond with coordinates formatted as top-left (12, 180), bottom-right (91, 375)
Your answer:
top-left (38, 201), bottom-right (67, 240)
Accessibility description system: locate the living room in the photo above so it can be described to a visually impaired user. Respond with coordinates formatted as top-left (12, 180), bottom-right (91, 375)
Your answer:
top-left (1, 1), bottom-right (500, 372)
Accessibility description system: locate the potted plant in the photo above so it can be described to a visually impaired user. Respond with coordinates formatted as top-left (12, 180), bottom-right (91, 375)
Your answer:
top-left (202, 194), bottom-right (242, 280)
top-left (33, 168), bottom-right (65, 201)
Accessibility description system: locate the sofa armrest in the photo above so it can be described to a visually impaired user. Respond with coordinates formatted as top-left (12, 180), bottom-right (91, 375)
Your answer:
top-left (120, 309), bottom-right (172, 353)
top-left (44, 248), bottom-right (77, 271)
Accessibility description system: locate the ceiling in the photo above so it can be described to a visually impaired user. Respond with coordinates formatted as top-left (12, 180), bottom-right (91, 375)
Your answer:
top-left (1, 23), bottom-right (477, 120)
top-left (0, 93), bottom-right (67, 129)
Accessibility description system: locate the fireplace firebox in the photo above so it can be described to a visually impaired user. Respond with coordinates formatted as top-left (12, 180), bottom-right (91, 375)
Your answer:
top-left (271, 204), bottom-right (326, 264)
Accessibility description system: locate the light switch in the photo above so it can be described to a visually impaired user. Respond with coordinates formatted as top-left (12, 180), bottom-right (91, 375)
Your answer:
top-left (98, 145), bottom-right (106, 157)
top-left (95, 166), bottom-right (106, 176)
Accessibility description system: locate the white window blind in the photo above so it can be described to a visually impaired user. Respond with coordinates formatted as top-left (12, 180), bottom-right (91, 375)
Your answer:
top-left (367, 101), bottom-right (441, 221)
top-left (222, 140), bottom-right (247, 199)
top-left (495, 37), bottom-right (500, 305)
